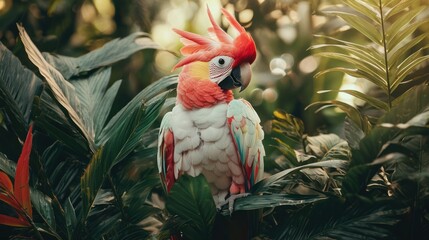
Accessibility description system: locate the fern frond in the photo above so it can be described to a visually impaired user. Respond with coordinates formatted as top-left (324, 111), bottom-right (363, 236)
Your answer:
top-left (311, 0), bottom-right (429, 129)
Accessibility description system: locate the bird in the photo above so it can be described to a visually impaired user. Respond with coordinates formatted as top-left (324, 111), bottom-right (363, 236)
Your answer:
top-left (157, 7), bottom-right (265, 212)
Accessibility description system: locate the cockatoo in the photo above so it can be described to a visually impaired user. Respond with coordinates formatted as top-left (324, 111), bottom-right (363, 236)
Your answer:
top-left (157, 7), bottom-right (264, 210)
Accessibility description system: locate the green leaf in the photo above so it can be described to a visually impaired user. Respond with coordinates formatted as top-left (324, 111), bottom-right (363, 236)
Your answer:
top-left (389, 82), bottom-right (429, 123)
top-left (227, 194), bottom-right (327, 212)
top-left (342, 151), bottom-right (406, 196)
top-left (274, 198), bottom-right (407, 239)
top-left (312, 35), bottom-right (381, 59)
top-left (344, 117), bottom-right (365, 150)
top-left (313, 52), bottom-right (386, 87)
top-left (342, 82), bottom-right (429, 196)
top-left (318, 89), bottom-right (389, 111)
top-left (97, 75), bottom-right (177, 145)
top-left (0, 42), bottom-right (42, 136)
top-left (384, 0), bottom-right (420, 20)
top-left (311, 43), bottom-right (384, 69)
top-left (70, 68), bottom-right (121, 143)
top-left (306, 134), bottom-right (351, 161)
top-left (31, 189), bottom-right (56, 233)
top-left (18, 24), bottom-right (96, 152)
top-left (43, 32), bottom-right (160, 79)
top-left (393, 55), bottom-right (429, 91)
top-left (81, 93), bottom-right (166, 219)
top-left (273, 138), bottom-right (299, 167)
top-left (343, 0), bottom-right (380, 23)
top-left (252, 160), bottom-right (349, 194)
top-left (315, 67), bottom-right (387, 90)
top-left (272, 110), bottom-right (305, 147)
top-left (37, 92), bottom-right (89, 155)
top-left (0, 153), bottom-right (17, 177)
top-left (387, 19), bottom-right (429, 50)
top-left (388, 34), bottom-right (428, 70)
top-left (306, 100), bottom-right (371, 133)
top-left (166, 175), bottom-right (216, 239)
top-left (64, 197), bottom-right (77, 240)
top-left (385, 6), bottom-right (425, 41)
top-left (122, 177), bottom-right (161, 224)
top-left (322, 10), bottom-right (381, 44)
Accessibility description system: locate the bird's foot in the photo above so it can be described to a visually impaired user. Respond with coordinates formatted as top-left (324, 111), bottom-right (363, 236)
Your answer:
top-left (216, 193), bottom-right (250, 215)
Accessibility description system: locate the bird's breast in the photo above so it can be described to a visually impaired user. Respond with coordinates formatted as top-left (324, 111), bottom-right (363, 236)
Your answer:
top-left (170, 103), bottom-right (242, 203)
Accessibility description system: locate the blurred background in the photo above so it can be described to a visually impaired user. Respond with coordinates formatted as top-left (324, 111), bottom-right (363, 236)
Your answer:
top-left (1, 0), bottom-right (406, 154)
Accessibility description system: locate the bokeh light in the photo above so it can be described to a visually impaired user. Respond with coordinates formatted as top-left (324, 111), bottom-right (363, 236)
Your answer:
top-left (270, 57), bottom-right (287, 76)
top-left (298, 56), bottom-right (318, 74)
top-left (262, 88), bottom-right (278, 103)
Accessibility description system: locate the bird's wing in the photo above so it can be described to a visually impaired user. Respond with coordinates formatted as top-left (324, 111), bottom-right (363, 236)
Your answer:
top-left (227, 99), bottom-right (265, 191)
top-left (157, 112), bottom-right (176, 192)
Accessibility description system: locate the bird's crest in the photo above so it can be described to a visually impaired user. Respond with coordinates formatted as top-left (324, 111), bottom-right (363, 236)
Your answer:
top-left (173, 7), bottom-right (256, 69)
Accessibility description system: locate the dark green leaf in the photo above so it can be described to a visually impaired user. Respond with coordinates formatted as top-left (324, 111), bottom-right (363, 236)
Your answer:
top-left (388, 82), bottom-right (429, 124)
top-left (342, 83), bottom-right (429, 196)
top-left (344, 117), bottom-right (365, 149)
top-left (166, 175), bottom-right (216, 239)
top-left (31, 189), bottom-right (56, 233)
top-left (0, 153), bottom-right (16, 177)
top-left (230, 194), bottom-right (326, 212)
top-left (273, 138), bottom-right (299, 167)
top-left (306, 134), bottom-right (351, 161)
top-left (43, 32), bottom-right (160, 79)
top-left (0, 42), bottom-right (42, 136)
top-left (37, 92), bottom-right (89, 155)
top-left (252, 160), bottom-right (349, 194)
top-left (81, 93), bottom-right (166, 219)
top-left (97, 75), bottom-right (177, 145)
top-left (306, 100), bottom-right (371, 133)
top-left (18, 25), bottom-right (96, 152)
top-left (70, 68), bottom-right (120, 141)
top-left (272, 110), bottom-right (305, 147)
top-left (274, 198), bottom-right (407, 240)
top-left (64, 197), bottom-right (77, 240)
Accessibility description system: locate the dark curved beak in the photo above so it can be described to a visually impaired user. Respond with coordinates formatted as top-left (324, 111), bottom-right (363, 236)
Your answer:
top-left (218, 63), bottom-right (251, 92)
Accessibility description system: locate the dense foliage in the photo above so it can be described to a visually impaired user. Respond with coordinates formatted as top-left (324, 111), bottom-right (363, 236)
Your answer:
top-left (1, 0), bottom-right (428, 239)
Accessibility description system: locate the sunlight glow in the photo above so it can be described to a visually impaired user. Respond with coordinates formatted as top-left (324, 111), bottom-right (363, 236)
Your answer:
top-left (0, 0), bottom-right (6, 12)
top-left (336, 75), bottom-right (364, 108)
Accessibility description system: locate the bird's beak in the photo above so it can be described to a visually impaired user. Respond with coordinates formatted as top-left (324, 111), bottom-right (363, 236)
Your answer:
top-left (218, 63), bottom-right (252, 92)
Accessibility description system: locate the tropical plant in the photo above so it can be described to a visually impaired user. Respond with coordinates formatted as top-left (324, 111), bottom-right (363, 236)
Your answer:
top-left (1, 0), bottom-right (429, 239)
top-left (309, 0), bottom-right (429, 131)
top-left (158, 1), bottom-right (429, 239)
top-left (0, 25), bottom-right (177, 239)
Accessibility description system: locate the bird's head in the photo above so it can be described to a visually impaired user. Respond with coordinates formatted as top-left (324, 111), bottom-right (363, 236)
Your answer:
top-left (173, 7), bottom-right (256, 92)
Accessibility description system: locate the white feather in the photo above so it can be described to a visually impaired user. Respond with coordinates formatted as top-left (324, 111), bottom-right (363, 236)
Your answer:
top-left (200, 126), bottom-right (224, 142)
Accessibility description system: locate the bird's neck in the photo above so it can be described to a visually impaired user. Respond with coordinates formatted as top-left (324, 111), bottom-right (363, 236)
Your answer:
top-left (177, 65), bottom-right (233, 110)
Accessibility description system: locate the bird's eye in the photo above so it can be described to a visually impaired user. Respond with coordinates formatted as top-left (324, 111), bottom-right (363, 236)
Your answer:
top-left (211, 56), bottom-right (233, 69)
top-left (209, 56), bottom-right (234, 83)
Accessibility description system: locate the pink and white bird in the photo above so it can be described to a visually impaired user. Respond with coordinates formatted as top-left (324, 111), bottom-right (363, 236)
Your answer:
top-left (157, 7), bottom-right (265, 209)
